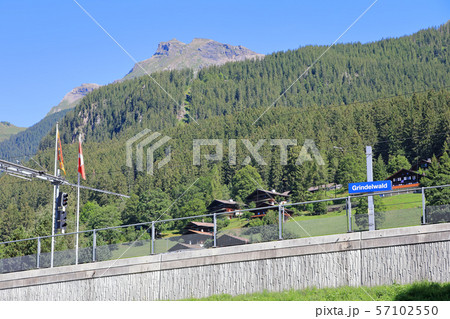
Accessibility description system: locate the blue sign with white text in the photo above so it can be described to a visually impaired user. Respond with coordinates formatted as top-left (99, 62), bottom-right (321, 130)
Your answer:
top-left (348, 180), bottom-right (392, 194)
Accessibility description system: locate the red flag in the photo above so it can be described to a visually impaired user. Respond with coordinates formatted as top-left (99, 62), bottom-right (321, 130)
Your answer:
top-left (57, 130), bottom-right (66, 175)
top-left (78, 136), bottom-right (86, 180)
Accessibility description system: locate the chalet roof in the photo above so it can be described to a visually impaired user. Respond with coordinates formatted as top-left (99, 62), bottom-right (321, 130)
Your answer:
top-left (168, 243), bottom-right (202, 252)
top-left (207, 199), bottom-right (242, 211)
top-left (386, 168), bottom-right (426, 180)
top-left (217, 234), bottom-right (250, 246)
top-left (210, 199), bottom-right (237, 205)
top-left (184, 221), bottom-right (214, 228)
top-left (185, 229), bottom-right (213, 236)
top-left (218, 233), bottom-right (248, 241)
top-left (246, 189), bottom-right (290, 201)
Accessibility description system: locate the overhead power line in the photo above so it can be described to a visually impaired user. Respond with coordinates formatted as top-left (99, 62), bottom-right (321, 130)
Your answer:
top-left (0, 159), bottom-right (129, 198)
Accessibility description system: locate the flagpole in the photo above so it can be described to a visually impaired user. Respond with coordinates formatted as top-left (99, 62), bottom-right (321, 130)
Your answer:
top-left (76, 169), bottom-right (80, 265)
top-left (76, 135), bottom-right (86, 265)
top-left (51, 123), bottom-right (58, 268)
top-left (75, 135), bottom-right (82, 265)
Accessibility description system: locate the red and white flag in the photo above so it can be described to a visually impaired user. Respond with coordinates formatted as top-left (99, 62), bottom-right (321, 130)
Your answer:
top-left (78, 135), bottom-right (86, 180)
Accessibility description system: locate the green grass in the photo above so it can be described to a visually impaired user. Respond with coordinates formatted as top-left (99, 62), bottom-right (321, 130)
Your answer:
top-left (380, 208), bottom-right (422, 228)
top-left (381, 193), bottom-right (422, 210)
top-left (184, 282), bottom-right (450, 301)
top-left (375, 193), bottom-right (422, 229)
top-left (297, 210), bottom-right (347, 220)
top-left (222, 217), bottom-right (248, 230)
top-left (284, 214), bottom-right (348, 237)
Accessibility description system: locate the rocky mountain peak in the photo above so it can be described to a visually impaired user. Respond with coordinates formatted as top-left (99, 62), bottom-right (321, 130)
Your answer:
top-left (155, 38), bottom-right (185, 56)
top-left (124, 38), bottom-right (264, 80)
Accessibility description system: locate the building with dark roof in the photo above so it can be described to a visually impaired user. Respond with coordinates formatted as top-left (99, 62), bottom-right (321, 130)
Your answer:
top-left (246, 189), bottom-right (292, 219)
top-left (410, 158), bottom-right (432, 172)
top-left (217, 233), bottom-right (249, 247)
top-left (207, 199), bottom-right (243, 219)
top-left (386, 168), bottom-right (425, 189)
top-left (180, 221), bottom-right (214, 246)
top-left (167, 242), bottom-right (203, 252)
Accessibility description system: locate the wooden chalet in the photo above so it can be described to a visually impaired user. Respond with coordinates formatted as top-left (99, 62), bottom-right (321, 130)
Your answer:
top-left (410, 158), bottom-right (432, 172)
top-left (181, 221), bottom-right (214, 246)
top-left (246, 189), bottom-right (292, 219)
top-left (207, 199), bottom-right (242, 219)
top-left (386, 168), bottom-right (425, 189)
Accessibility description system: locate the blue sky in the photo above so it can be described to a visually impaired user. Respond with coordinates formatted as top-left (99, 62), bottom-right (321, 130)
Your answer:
top-left (0, 0), bottom-right (448, 127)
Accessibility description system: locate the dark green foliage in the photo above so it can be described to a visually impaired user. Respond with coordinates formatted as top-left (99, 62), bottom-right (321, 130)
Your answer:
top-left (354, 196), bottom-right (386, 230)
top-left (387, 154), bottom-right (411, 175)
top-left (122, 189), bottom-right (173, 230)
top-left (312, 197), bottom-right (328, 215)
top-left (421, 145), bottom-right (450, 223)
top-left (244, 211), bottom-right (279, 242)
top-left (394, 282), bottom-right (450, 301)
top-left (81, 201), bottom-right (121, 229)
top-left (373, 155), bottom-right (388, 181)
top-left (232, 165), bottom-right (265, 202)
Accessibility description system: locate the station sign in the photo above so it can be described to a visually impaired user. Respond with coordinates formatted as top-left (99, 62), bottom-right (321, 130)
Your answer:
top-left (348, 180), bottom-right (392, 194)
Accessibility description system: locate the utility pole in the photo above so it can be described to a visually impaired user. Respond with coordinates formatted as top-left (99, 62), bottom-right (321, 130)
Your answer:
top-left (50, 123), bottom-right (59, 267)
top-left (366, 146), bottom-right (375, 231)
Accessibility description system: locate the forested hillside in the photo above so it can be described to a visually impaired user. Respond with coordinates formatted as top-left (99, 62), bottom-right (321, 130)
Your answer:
top-left (45, 22), bottom-right (449, 147)
top-left (1, 88), bottom-right (449, 244)
top-left (0, 110), bottom-right (70, 162)
top-left (0, 23), bottom-right (449, 246)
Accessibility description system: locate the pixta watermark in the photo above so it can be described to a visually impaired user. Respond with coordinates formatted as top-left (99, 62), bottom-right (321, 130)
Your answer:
top-left (193, 138), bottom-right (325, 166)
top-left (126, 129), bottom-right (171, 175)
top-left (127, 131), bottom-right (324, 175)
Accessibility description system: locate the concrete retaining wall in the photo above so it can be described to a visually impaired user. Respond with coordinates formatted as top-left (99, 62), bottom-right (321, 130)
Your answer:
top-left (0, 223), bottom-right (449, 300)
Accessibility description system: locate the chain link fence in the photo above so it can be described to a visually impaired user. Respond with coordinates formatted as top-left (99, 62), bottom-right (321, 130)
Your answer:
top-left (1, 185), bottom-right (450, 274)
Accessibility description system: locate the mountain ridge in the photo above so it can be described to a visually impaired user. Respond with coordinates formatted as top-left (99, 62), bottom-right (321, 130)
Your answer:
top-left (123, 38), bottom-right (264, 80)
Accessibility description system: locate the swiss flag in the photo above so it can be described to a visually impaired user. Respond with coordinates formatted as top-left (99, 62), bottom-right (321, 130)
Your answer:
top-left (78, 135), bottom-right (86, 180)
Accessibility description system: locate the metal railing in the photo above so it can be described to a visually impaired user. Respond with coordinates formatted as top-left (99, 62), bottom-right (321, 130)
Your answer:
top-left (1, 184), bottom-right (449, 274)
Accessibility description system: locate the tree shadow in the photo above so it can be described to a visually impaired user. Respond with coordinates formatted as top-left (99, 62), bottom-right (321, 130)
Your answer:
top-left (394, 282), bottom-right (450, 301)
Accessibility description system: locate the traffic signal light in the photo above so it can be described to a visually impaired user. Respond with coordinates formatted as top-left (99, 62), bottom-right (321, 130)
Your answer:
top-left (55, 192), bottom-right (68, 232)
top-left (57, 192), bottom-right (68, 207)
top-left (61, 192), bottom-right (68, 207)
top-left (55, 210), bottom-right (61, 230)
top-left (59, 207), bottom-right (67, 231)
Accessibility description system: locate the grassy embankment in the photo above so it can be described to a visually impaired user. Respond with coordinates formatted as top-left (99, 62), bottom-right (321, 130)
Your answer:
top-left (185, 281), bottom-right (450, 301)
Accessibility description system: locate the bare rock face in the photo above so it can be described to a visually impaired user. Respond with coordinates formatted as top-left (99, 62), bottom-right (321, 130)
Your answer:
top-left (154, 38), bottom-right (185, 56)
top-left (47, 83), bottom-right (101, 115)
top-left (124, 38), bottom-right (264, 80)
